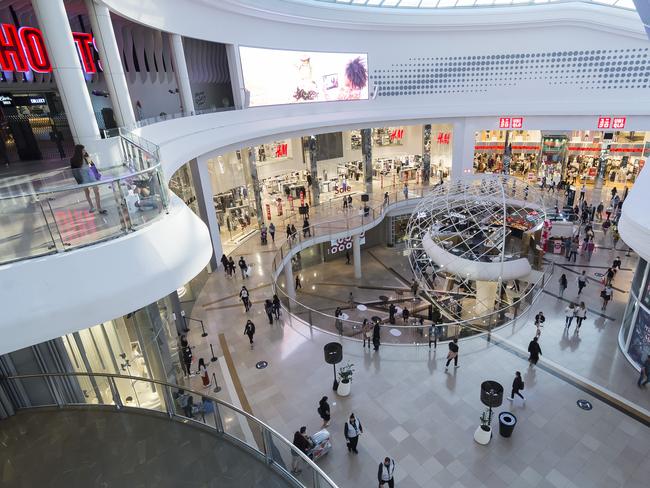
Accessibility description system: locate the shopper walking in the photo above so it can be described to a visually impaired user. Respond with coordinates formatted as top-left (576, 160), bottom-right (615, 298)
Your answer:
top-left (345, 249), bottom-right (351, 265)
top-left (344, 413), bottom-right (362, 454)
top-left (378, 457), bottom-right (396, 488)
top-left (586, 240), bottom-right (595, 260)
top-left (602, 218), bottom-right (611, 237)
top-left (318, 396), bottom-right (331, 427)
top-left (334, 307), bottom-right (344, 335)
top-left (70, 144), bottom-right (106, 214)
top-left (388, 303), bottom-right (397, 324)
top-left (401, 307), bottom-right (410, 325)
top-left (290, 224), bottom-right (298, 241)
top-left (528, 337), bottom-right (542, 365)
top-left (612, 256), bottom-right (622, 274)
top-left (559, 274), bottom-right (568, 297)
top-left (605, 267), bottom-right (615, 286)
top-left (577, 271), bottom-right (588, 295)
top-left (286, 224), bottom-right (292, 241)
top-left (244, 319), bottom-right (255, 347)
top-left (637, 355), bottom-right (650, 388)
top-left (403, 182), bottom-right (409, 200)
top-left (444, 338), bottom-right (459, 371)
top-left (596, 202), bottom-right (604, 221)
top-left (507, 371), bottom-right (525, 401)
top-left (264, 299), bottom-right (274, 325)
top-left (534, 311), bottom-right (546, 338)
top-left (428, 323), bottom-right (440, 349)
top-left (240, 286), bottom-right (251, 312)
top-left (410, 280), bottom-right (419, 297)
top-left (295, 275), bottom-right (302, 290)
top-left (198, 358), bottom-right (210, 387)
top-left (181, 339), bottom-right (193, 377)
top-left (228, 257), bottom-right (236, 276)
top-left (564, 303), bottom-right (575, 329)
top-left (269, 222), bottom-right (276, 242)
top-left (291, 427), bottom-right (313, 475)
top-left (221, 254), bottom-right (229, 275)
top-left (272, 294), bottom-right (281, 319)
top-left (238, 257), bottom-right (248, 279)
top-left (601, 285), bottom-right (613, 311)
top-left (362, 319), bottom-right (373, 349)
top-left (575, 302), bottom-right (587, 330)
top-left (569, 239), bottom-right (579, 262)
top-left (372, 320), bottom-right (381, 351)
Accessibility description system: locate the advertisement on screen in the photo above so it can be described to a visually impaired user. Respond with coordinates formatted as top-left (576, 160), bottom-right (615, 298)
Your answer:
top-left (239, 47), bottom-right (369, 106)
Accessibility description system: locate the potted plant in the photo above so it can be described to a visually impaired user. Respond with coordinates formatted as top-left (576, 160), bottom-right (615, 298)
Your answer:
top-left (473, 408), bottom-right (492, 445)
top-left (337, 362), bottom-right (354, 397)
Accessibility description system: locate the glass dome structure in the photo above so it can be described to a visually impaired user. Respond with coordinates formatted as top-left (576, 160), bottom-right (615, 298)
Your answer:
top-left (307, 0), bottom-right (636, 10)
top-left (406, 175), bottom-right (553, 325)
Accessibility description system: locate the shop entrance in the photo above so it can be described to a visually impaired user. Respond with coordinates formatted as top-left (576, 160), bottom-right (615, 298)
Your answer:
top-left (0, 92), bottom-right (75, 166)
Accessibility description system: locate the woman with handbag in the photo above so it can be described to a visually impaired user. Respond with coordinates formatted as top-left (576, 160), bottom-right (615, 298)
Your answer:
top-left (198, 358), bottom-right (210, 387)
top-left (70, 144), bottom-right (106, 214)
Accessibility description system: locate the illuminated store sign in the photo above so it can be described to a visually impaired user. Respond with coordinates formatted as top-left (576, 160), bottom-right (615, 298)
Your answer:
top-left (597, 116), bottom-right (626, 129)
top-left (498, 117), bottom-right (524, 129)
top-left (0, 23), bottom-right (99, 74)
top-left (240, 46), bottom-right (368, 106)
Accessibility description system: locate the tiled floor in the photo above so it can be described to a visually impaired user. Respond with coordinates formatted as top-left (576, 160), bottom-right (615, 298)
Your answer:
top-left (180, 181), bottom-right (650, 488)
top-left (0, 409), bottom-right (292, 488)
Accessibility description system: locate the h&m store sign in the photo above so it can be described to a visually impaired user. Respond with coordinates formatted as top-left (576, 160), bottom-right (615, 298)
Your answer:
top-left (0, 23), bottom-right (100, 74)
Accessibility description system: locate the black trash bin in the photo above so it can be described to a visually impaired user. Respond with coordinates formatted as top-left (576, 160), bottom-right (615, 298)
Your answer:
top-left (498, 412), bottom-right (517, 437)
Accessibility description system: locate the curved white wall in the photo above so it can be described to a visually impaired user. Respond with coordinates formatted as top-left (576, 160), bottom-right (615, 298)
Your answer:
top-left (0, 196), bottom-right (212, 355)
top-left (619, 166), bottom-right (650, 263)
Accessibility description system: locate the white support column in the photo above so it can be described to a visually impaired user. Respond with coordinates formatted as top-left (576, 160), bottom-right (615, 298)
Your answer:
top-left (284, 261), bottom-right (296, 300)
top-left (451, 118), bottom-right (476, 180)
top-left (191, 156), bottom-right (222, 271)
top-left (170, 34), bottom-right (195, 116)
top-left (32, 0), bottom-right (100, 145)
top-left (85, 0), bottom-right (136, 128)
top-left (353, 234), bottom-right (362, 279)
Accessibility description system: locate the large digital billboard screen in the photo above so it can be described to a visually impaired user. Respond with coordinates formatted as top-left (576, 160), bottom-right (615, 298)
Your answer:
top-left (239, 47), bottom-right (368, 107)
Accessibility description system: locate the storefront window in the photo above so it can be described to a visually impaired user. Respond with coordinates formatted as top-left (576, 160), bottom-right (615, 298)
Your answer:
top-left (620, 296), bottom-right (637, 344)
top-left (629, 307), bottom-right (650, 365)
top-left (632, 258), bottom-right (648, 300)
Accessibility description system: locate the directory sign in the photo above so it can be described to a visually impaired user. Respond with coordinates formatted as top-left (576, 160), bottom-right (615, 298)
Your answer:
top-left (239, 47), bottom-right (368, 106)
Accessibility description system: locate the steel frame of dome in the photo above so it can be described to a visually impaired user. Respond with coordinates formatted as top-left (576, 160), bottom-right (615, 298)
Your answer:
top-left (307, 0), bottom-right (636, 10)
top-left (406, 175), bottom-right (552, 322)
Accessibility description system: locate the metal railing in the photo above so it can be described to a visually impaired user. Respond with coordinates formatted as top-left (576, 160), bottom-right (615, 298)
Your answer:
top-left (0, 131), bottom-right (168, 266)
top-left (269, 182), bottom-right (552, 344)
top-left (129, 106), bottom-right (236, 130)
top-left (1, 372), bottom-right (339, 488)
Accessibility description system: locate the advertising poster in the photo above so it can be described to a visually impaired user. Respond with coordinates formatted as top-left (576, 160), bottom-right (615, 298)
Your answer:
top-left (239, 47), bottom-right (369, 106)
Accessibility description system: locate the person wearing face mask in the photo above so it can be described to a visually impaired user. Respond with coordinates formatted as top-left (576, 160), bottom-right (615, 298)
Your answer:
top-left (377, 457), bottom-right (396, 488)
top-left (344, 413), bottom-right (363, 454)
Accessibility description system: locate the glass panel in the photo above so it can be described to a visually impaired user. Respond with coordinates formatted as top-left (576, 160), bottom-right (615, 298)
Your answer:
top-left (620, 298), bottom-right (637, 343)
top-left (629, 306), bottom-right (650, 366)
top-left (222, 408), bottom-right (263, 453)
top-left (631, 258), bottom-right (647, 297)
top-left (45, 185), bottom-right (123, 248)
top-left (0, 195), bottom-right (56, 263)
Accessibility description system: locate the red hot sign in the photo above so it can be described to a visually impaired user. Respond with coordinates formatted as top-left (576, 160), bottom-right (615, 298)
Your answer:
top-left (499, 117), bottom-right (524, 129)
top-left (597, 116), bottom-right (626, 130)
top-left (0, 23), bottom-right (99, 74)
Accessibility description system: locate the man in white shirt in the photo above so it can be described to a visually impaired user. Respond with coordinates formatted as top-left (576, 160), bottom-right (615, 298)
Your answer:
top-left (377, 457), bottom-right (396, 488)
top-left (344, 413), bottom-right (362, 454)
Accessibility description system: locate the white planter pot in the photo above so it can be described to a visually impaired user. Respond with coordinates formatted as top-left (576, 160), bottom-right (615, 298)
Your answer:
top-left (474, 425), bottom-right (492, 445)
top-left (337, 380), bottom-right (351, 397)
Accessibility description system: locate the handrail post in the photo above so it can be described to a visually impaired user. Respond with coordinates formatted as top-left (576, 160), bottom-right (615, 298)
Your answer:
top-left (262, 428), bottom-right (274, 464)
top-left (313, 468), bottom-right (322, 488)
top-left (163, 384), bottom-right (175, 419)
top-left (213, 401), bottom-right (224, 433)
top-left (108, 377), bottom-right (123, 410)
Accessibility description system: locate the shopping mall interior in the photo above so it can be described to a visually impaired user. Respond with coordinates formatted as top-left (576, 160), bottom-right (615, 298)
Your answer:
top-left (1, 1), bottom-right (650, 488)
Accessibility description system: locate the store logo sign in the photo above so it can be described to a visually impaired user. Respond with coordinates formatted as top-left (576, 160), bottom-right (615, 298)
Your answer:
top-left (389, 128), bottom-right (404, 141)
top-left (275, 143), bottom-right (288, 158)
top-left (436, 132), bottom-right (450, 144)
top-left (0, 23), bottom-right (99, 75)
top-left (597, 116), bottom-right (626, 129)
top-left (0, 94), bottom-right (11, 106)
top-left (499, 117), bottom-right (523, 129)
